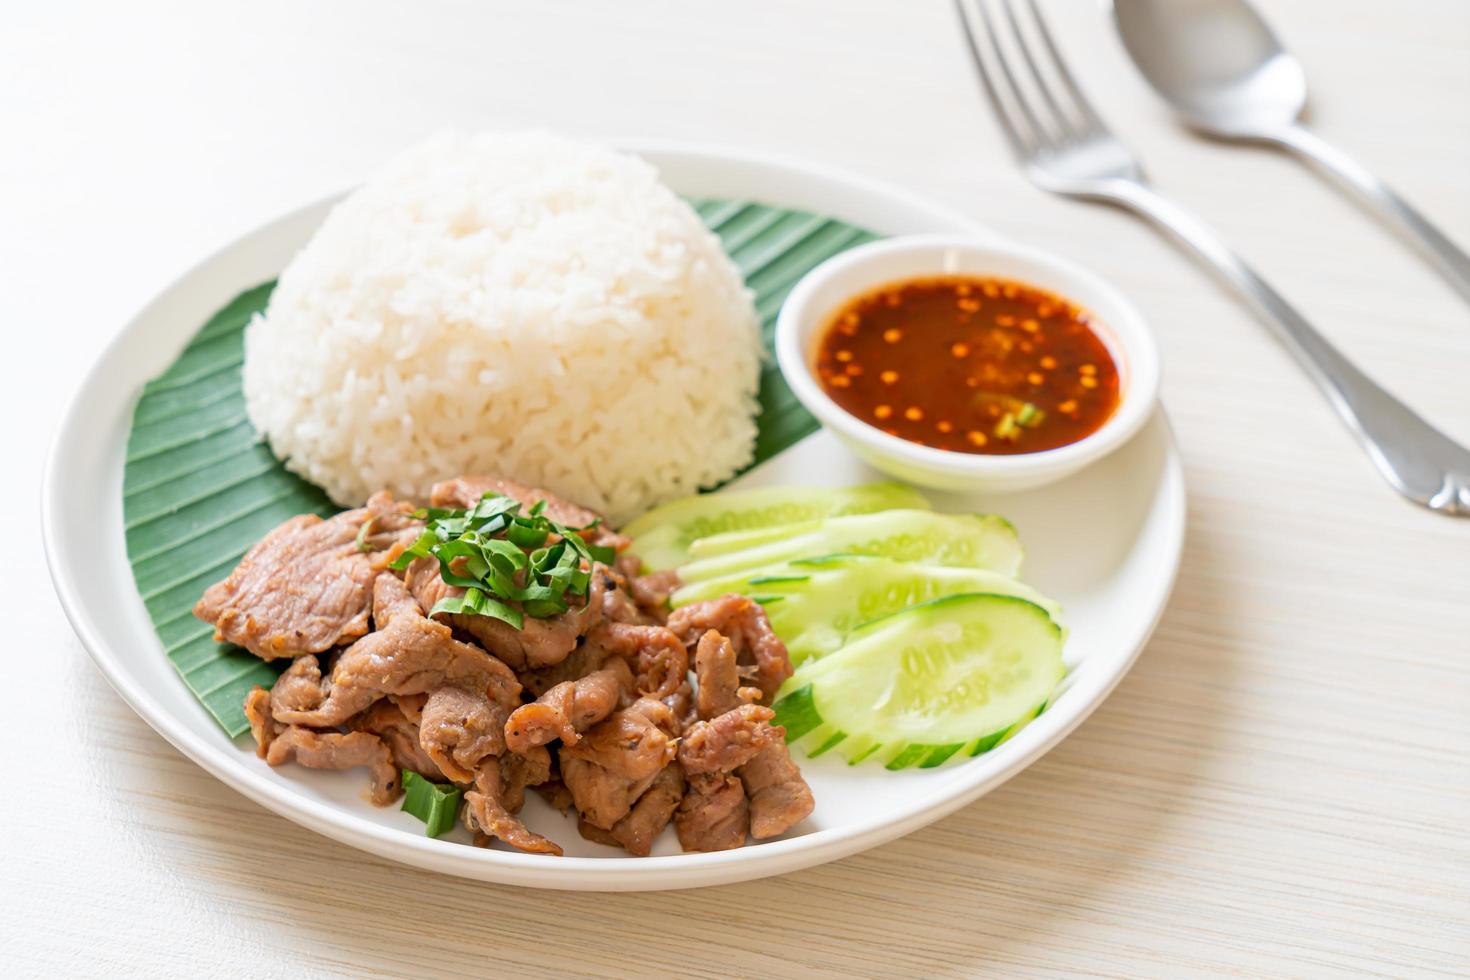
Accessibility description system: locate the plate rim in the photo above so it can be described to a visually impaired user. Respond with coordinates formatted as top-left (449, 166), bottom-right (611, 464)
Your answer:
top-left (41, 140), bottom-right (1186, 890)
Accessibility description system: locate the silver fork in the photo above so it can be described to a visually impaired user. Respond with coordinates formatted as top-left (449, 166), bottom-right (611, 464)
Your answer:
top-left (955, 0), bottom-right (1470, 517)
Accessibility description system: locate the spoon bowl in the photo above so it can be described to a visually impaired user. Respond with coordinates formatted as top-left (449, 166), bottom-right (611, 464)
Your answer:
top-left (1113, 0), bottom-right (1305, 137)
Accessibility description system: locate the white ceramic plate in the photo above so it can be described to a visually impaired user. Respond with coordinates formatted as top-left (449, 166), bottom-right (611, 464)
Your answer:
top-left (42, 143), bottom-right (1185, 891)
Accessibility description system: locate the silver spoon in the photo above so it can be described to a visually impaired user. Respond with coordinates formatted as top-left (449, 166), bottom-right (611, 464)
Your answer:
top-left (1112, 0), bottom-right (1470, 303)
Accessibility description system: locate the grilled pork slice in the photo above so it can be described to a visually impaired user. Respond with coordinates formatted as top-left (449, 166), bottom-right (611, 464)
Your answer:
top-left (692, 629), bottom-right (761, 720)
top-left (194, 491), bottom-right (420, 660)
top-left (419, 686), bottom-right (510, 784)
top-left (517, 641), bottom-right (612, 699)
top-left (464, 764), bottom-right (561, 856)
top-left (243, 688), bottom-right (400, 805)
top-left (347, 698), bottom-right (444, 780)
top-left (578, 762), bottom-right (687, 856)
top-left (504, 662), bottom-right (633, 756)
top-left (678, 704), bottom-right (783, 775)
top-left (605, 556), bottom-right (680, 625)
top-left (667, 594), bottom-right (793, 703)
top-left (675, 772), bottom-right (749, 852)
top-left (738, 742), bottom-right (814, 839)
top-left (673, 668), bottom-right (814, 846)
top-left (580, 622), bottom-right (689, 700)
top-left (629, 570), bottom-right (679, 616)
top-left (560, 699), bottom-right (677, 830)
top-left (267, 575), bottom-right (520, 733)
top-left (499, 745), bottom-right (553, 815)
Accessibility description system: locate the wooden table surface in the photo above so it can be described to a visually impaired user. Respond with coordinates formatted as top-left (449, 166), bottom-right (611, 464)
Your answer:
top-left (7, 1), bottom-right (1468, 975)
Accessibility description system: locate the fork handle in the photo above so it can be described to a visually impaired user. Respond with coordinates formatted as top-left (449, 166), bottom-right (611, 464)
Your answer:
top-left (1103, 179), bottom-right (1470, 513)
top-left (1264, 124), bottom-right (1470, 305)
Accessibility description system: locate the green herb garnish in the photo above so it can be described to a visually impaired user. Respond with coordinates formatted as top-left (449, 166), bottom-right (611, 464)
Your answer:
top-left (400, 769), bottom-right (463, 838)
top-left (388, 493), bottom-right (612, 630)
top-left (354, 515), bottom-right (378, 552)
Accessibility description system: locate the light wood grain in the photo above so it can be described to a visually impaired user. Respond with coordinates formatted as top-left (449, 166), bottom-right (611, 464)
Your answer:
top-left (5, 0), bottom-right (1469, 976)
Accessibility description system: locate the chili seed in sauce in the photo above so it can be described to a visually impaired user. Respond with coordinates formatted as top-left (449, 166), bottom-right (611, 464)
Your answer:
top-left (813, 275), bottom-right (1121, 455)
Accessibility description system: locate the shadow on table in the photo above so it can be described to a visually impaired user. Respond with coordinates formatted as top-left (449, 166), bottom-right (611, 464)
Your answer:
top-left (80, 494), bottom-right (1243, 978)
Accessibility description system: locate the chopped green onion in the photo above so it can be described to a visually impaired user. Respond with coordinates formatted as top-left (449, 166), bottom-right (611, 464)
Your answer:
top-left (523, 598), bottom-right (566, 618)
top-left (388, 530), bottom-right (438, 570)
top-left (1016, 402), bottom-right (1044, 428)
top-left (507, 522), bottom-right (549, 549)
top-left (392, 493), bottom-right (611, 631)
top-left (994, 412), bottom-right (1019, 440)
top-left (400, 770), bottom-right (463, 838)
top-left (430, 588), bottom-right (523, 629)
top-left (354, 515), bottom-right (378, 552)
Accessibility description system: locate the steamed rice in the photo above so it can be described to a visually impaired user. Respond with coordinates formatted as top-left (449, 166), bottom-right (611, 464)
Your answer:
top-left (242, 131), bottom-right (762, 524)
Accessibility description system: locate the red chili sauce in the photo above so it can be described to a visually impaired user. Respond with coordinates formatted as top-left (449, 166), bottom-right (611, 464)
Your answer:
top-left (813, 275), bottom-right (1121, 455)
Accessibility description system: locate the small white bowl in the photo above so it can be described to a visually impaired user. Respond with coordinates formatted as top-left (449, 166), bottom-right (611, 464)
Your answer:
top-left (775, 235), bottom-right (1161, 493)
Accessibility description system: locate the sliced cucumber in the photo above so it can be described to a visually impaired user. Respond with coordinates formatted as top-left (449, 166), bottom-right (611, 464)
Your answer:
top-left (623, 483), bottom-right (929, 571)
top-left (770, 594), bottom-right (1063, 768)
top-left (684, 520), bottom-right (821, 559)
top-left (672, 554), bottom-right (1061, 665)
top-left (677, 510), bottom-right (1022, 584)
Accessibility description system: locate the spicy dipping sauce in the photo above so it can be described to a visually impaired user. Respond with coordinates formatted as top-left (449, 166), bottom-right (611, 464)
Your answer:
top-left (813, 275), bottom-right (1120, 455)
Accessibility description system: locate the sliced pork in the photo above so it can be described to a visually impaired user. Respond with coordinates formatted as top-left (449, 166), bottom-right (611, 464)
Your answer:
top-left (194, 491), bottom-right (420, 660)
top-left (504, 662), bottom-right (632, 755)
top-left (419, 685), bottom-right (509, 783)
top-left (600, 570), bottom-right (651, 626)
top-left (268, 728), bottom-right (401, 805)
top-left (667, 594), bottom-right (793, 702)
top-left (268, 574), bottom-right (520, 729)
top-left (347, 698), bottom-right (444, 779)
top-left (517, 641), bottom-right (613, 698)
top-left (739, 740), bottom-right (815, 839)
top-left (560, 699), bottom-right (677, 829)
top-left (266, 654), bottom-right (329, 716)
top-left (464, 764), bottom-right (561, 856)
top-left (606, 557), bottom-right (679, 624)
top-left (689, 630), bottom-right (814, 838)
top-left (244, 688), bottom-right (401, 805)
top-left (678, 704), bottom-right (784, 775)
top-left (243, 686), bottom-right (276, 756)
top-left (581, 622), bottom-right (689, 700)
top-left (693, 629), bottom-right (759, 719)
top-left (675, 773), bottom-right (749, 852)
top-left (629, 569), bottom-right (680, 618)
top-left (578, 762), bottom-right (687, 856)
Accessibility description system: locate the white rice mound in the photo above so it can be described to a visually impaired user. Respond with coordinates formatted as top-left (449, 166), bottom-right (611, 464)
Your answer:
top-left (243, 131), bottom-right (762, 524)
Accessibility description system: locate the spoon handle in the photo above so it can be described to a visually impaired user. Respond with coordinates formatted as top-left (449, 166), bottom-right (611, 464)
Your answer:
top-left (1267, 124), bottom-right (1470, 303)
top-left (1102, 178), bottom-right (1470, 514)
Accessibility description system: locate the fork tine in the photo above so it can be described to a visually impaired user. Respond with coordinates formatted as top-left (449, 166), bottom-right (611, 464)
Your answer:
top-left (953, 0), bottom-right (1038, 159)
top-left (1016, 0), bottom-right (1109, 137)
top-left (976, 0), bottom-right (1062, 153)
top-left (998, 0), bottom-right (1081, 143)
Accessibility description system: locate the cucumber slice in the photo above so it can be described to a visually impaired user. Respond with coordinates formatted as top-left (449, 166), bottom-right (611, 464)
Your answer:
top-left (771, 594), bottom-right (1063, 767)
top-left (623, 483), bottom-right (929, 571)
top-left (677, 510), bottom-right (1022, 584)
top-left (684, 520), bottom-right (821, 559)
top-left (671, 554), bottom-right (1061, 665)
